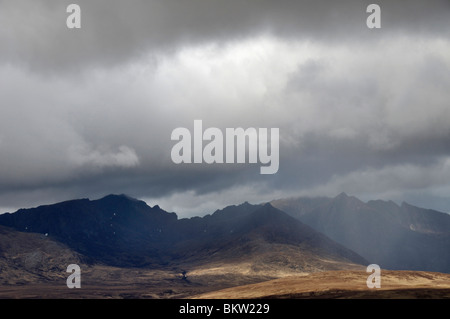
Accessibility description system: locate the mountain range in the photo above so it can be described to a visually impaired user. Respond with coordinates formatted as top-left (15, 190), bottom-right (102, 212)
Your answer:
top-left (271, 192), bottom-right (450, 273)
top-left (0, 192), bottom-right (449, 298)
top-left (0, 194), bottom-right (365, 270)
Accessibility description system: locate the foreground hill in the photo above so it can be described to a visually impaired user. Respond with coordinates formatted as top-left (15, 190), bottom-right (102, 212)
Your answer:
top-left (193, 270), bottom-right (450, 299)
top-left (271, 193), bottom-right (450, 273)
top-left (0, 225), bottom-right (84, 285)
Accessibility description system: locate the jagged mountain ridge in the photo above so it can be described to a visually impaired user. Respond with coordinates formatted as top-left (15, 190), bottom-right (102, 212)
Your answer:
top-left (271, 193), bottom-right (450, 273)
top-left (0, 195), bottom-right (367, 270)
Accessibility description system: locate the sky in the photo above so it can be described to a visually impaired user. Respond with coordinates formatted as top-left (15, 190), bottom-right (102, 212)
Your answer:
top-left (0, 0), bottom-right (450, 217)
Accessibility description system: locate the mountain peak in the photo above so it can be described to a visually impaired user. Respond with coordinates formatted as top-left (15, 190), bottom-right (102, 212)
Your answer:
top-left (239, 201), bottom-right (253, 207)
top-left (332, 192), bottom-right (364, 209)
top-left (336, 192), bottom-right (349, 198)
top-left (98, 193), bottom-right (140, 202)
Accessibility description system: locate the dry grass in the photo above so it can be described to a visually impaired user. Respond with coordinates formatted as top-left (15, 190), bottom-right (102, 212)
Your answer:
top-left (1, 226), bottom-right (449, 299)
top-left (2, 266), bottom-right (449, 299)
top-left (192, 270), bottom-right (450, 299)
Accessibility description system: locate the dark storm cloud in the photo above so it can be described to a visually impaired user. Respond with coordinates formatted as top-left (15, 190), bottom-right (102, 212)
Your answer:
top-left (0, 0), bottom-right (449, 216)
top-left (1, 0), bottom-right (449, 73)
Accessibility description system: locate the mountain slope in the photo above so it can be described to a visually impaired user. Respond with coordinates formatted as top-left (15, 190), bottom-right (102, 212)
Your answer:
top-left (171, 202), bottom-right (367, 273)
top-left (0, 225), bottom-right (84, 285)
top-left (271, 193), bottom-right (450, 273)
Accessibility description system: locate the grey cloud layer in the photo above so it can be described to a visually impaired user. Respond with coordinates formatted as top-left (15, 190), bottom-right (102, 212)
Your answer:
top-left (0, 0), bottom-right (449, 216)
top-left (1, 0), bottom-right (449, 72)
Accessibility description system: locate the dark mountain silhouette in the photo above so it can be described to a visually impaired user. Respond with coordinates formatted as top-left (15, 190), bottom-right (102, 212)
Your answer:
top-left (271, 193), bottom-right (450, 273)
top-left (0, 195), bottom-right (367, 271)
top-left (0, 195), bottom-right (178, 266)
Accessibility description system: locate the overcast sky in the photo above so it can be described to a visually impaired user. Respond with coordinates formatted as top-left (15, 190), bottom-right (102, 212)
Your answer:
top-left (0, 0), bottom-right (449, 217)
